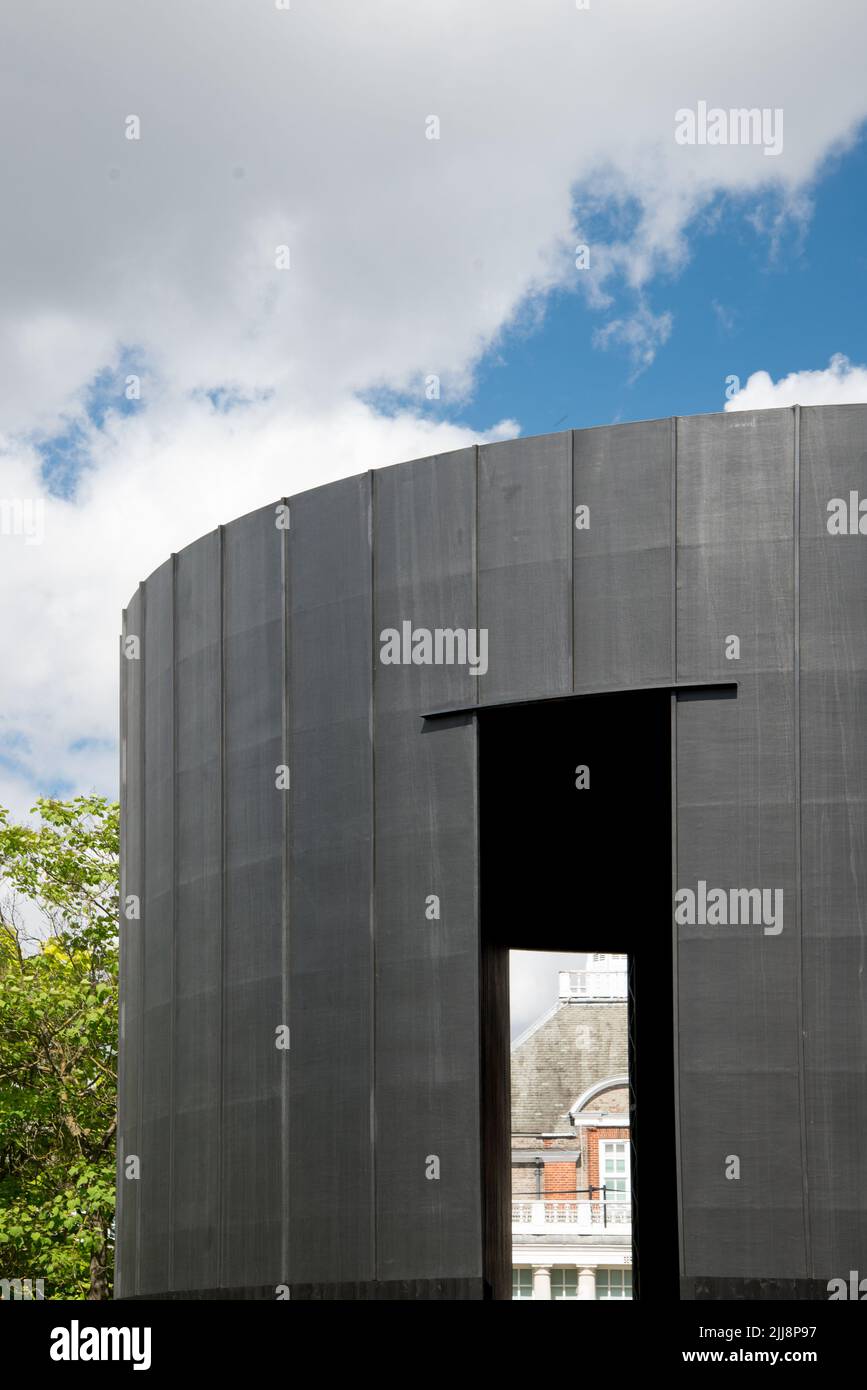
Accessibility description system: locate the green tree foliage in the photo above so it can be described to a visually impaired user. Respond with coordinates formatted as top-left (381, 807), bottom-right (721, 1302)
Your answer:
top-left (0, 796), bottom-right (118, 1299)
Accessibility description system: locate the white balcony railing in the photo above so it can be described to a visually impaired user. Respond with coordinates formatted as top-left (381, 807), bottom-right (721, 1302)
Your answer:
top-left (512, 1199), bottom-right (631, 1235)
top-left (558, 970), bottom-right (627, 1001)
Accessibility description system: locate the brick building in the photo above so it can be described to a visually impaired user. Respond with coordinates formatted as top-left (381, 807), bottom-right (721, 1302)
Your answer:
top-left (511, 954), bottom-right (632, 1299)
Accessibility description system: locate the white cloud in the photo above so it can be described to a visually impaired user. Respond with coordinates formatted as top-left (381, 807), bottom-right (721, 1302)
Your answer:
top-left (0, 397), bottom-right (515, 818)
top-left (712, 299), bottom-right (737, 335)
top-left (2, 0), bottom-right (867, 808)
top-left (510, 952), bottom-right (588, 1043)
top-left (1, 0), bottom-right (866, 428)
top-left (725, 353), bottom-right (867, 410)
top-left (593, 302), bottom-right (674, 378)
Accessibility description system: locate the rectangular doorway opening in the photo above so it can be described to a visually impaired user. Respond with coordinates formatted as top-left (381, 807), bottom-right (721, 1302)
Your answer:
top-left (479, 691), bottom-right (679, 1301)
top-left (510, 948), bottom-right (632, 1301)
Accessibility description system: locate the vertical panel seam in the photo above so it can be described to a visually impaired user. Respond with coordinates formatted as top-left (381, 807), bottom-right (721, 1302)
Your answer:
top-left (117, 620), bottom-right (126, 1298)
top-left (793, 404), bottom-right (812, 1276)
top-left (218, 527), bottom-right (226, 1290)
top-left (473, 443), bottom-right (483, 1269)
top-left (671, 416), bottom-right (677, 686)
top-left (136, 581), bottom-right (146, 1297)
top-left (168, 554), bottom-right (177, 1292)
top-left (475, 715), bottom-right (485, 1279)
top-left (570, 431), bottom-right (576, 691)
top-left (475, 443), bottom-right (482, 703)
top-left (475, 443), bottom-right (480, 637)
top-left (281, 503), bottom-right (291, 1287)
top-left (671, 418), bottom-right (685, 1279)
top-left (369, 469), bottom-right (378, 1282)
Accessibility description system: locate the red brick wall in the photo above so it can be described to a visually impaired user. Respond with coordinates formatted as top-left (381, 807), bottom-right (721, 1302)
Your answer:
top-left (542, 1161), bottom-right (577, 1198)
top-left (587, 1126), bottom-right (629, 1193)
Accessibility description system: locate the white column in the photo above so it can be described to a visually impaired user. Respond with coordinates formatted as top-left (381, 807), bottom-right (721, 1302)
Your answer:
top-left (578, 1266), bottom-right (596, 1300)
top-left (532, 1265), bottom-right (552, 1300)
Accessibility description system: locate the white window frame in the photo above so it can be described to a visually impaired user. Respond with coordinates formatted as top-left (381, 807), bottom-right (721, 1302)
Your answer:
top-left (595, 1266), bottom-right (633, 1300)
top-left (598, 1138), bottom-right (631, 1204)
top-left (550, 1268), bottom-right (579, 1299)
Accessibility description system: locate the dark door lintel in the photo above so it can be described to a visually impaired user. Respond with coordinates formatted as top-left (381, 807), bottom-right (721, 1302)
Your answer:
top-left (422, 679), bottom-right (737, 721)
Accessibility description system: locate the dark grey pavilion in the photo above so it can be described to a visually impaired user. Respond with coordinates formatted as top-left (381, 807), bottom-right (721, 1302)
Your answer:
top-left (116, 405), bottom-right (867, 1300)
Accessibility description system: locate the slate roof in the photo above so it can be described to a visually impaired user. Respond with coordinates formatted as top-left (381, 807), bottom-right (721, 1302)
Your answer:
top-left (511, 999), bottom-right (629, 1134)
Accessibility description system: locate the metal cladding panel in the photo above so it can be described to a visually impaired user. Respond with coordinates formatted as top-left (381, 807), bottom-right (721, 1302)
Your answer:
top-left (172, 534), bottom-right (222, 1291)
top-left (139, 558), bottom-right (174, 1295)
top-left (288, 475), bottom-right (374, 1284)
top-left (119, 407), bottom-right (867, 1299)
top-left (478, 432), bottom-right (572, 704)
top-left (221, 506), bottom-right (284, 1288)
top-left (573, 419), bottom-right (673, 688)
top-left (373, 449), bottom-right (482, 1281)
top-left (117, 589), bottom-right (143, 1298)
top-left (800, 404), bottom-right (867, 1273)
top-left (677, 411), bottom-right (796, 678)
top-left (675, 409), bottom-right (805, 1279)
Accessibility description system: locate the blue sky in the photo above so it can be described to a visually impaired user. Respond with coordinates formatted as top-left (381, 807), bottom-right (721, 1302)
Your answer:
top-left (37, 128), bottom-right (867, 507)
top-left (3, 0), bottom-right (867, 825)
top-left (393, 133), bottom-right (867, 438)
top-left (2, 0), bottom-right (867, 1036)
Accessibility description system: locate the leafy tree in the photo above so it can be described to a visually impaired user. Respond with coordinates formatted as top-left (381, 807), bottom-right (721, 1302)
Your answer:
top-left (0, 795), bottom-right (118, 1299)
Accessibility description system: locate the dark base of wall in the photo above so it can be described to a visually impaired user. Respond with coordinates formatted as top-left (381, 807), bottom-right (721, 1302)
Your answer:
top-left (118, 1278), bottom-right (489, 1301)
top-left (122, 1276), bottom-right (835, 1302)
top-left (291, 1278), bottom-right (488, 1300)
top-left (682, 1277), bottom-right (831, 1301)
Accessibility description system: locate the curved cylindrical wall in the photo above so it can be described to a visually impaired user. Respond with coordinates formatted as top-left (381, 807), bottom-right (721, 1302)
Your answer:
top-left (117, 406), bottom-right (867, 1299)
